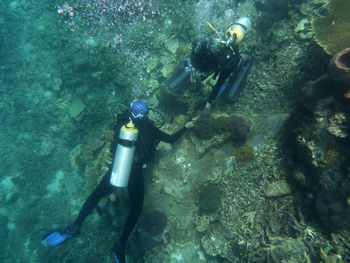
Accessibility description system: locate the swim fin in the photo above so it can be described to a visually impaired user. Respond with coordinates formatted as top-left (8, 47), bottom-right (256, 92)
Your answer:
top-left (224, 59), bottom-right (253, 102)
top-left (42, 230), bottom-right (72, 246)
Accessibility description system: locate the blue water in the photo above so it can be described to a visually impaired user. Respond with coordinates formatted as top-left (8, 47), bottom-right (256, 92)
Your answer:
top-left (1, 0), bottom-right (349, 262)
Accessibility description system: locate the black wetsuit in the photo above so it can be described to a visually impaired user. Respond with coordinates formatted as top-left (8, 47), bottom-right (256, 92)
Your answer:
top-left (72, 115), bottom-right (187, 250)
top-left (207, 46), bottom-right (242, 104)
top-left (191, 41), bottom-right (242, 104)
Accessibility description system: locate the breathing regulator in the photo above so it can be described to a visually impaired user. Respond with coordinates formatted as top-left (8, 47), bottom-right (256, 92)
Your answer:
top-left (207, 16), bottom-right (252, 48)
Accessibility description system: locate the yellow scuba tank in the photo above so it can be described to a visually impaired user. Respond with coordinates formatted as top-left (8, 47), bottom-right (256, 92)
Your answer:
top-left (225, 17), bottom-right (252, 45)
top-left (206, 17), bottom-right (251, 47)
top-left (110, 121), bottom-right (138, 187)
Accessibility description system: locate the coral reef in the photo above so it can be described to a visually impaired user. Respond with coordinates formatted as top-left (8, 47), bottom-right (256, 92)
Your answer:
top-left (280, 42), bottom-right (350, 263)
top-left (312, 0), bottom-right (350, 55)
top-left (4, 0), bottom-right (350, 262)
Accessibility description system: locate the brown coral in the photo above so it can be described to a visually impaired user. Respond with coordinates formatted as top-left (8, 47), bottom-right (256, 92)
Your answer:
top-left (312, 0), bottom-right (350, 55)
top-left (192, 113), bottom-right (251, 142)
top-left (234, 144), bottom-right (254, 166)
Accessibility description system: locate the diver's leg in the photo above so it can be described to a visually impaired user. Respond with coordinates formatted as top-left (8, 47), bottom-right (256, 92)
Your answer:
top-left (112, 164), bottom-right (144, 261)
top-left (73, 168), bottom-right (114, 229)
top-left (120, 164), bottom-right (144, 247)
top-left (43, 169), bottom-right (113, 246)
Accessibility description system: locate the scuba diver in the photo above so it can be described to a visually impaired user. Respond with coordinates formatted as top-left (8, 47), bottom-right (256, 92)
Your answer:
top-left (43, 99), bottom-right (194, 263)
top-left (167, 17), bottom-right (253, 112)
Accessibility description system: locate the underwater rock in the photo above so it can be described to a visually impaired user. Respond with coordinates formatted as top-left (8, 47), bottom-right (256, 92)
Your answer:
top-left (147, 78), bottom-right (159, 91)
top-left (161, 63), bottom-right (177, 79)
top-left (200, 222), bottom-right (229, 258)
top-left (39, 138), bottom-right (55, 157)
top-left (146, 57), bottom-right (160, 73)
top-left (300, 75), bottom-right (334, 110)
top-left (191, 114), bottom-right (252, 158)
top-left (192, 114), bottom-right (218, 140)
top-left (265, 179), bottom-right (291, 197)
top-left (165, 38), bottom-right (179, 55)
top-left (315, 191), bottom-right (350, 230)
top-left (230, 115), bottom-right (251, 141)
top-left (200, 232), bottom-right (224, 257)
top-left (69, 98), bottom-right (86, 118)
top-left (85, 38), bottom-right (98, 48)
top-left (0, 176), bottom-right (17, 202)
top-left (52, 77), bottom-right (63, 91)
top-left (198, 184), bottom-right (221, 215)
top-left (266, 113), bottom-right (289, 137)
top-left (193, 113), bottom-right (251, 142)
top-left (143, 210), bottom-right (168, 236)
top-left (160, 53), bottom-right (177, 78)
top-left (294, 18), bottom-right (313, 40)
top-left (91, 71), bottom-right (102, 79)
top-left (155, 88), bottom-right (189, 114)
top-left (192, 133), bottom-right (231, 158)
top-left (292, 169), bottom-right (307, 186)
top-left (194, 214), bottom-right (216, 232)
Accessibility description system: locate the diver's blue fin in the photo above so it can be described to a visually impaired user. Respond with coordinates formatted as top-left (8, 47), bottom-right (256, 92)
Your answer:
top-left (42, 230), bottom-right (72, 246)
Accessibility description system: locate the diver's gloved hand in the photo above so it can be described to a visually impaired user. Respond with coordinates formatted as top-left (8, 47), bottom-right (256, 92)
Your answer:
top-left (185, 115), bottom-right (199, 129)
top-left (185, 121), bottom-right (195, 129)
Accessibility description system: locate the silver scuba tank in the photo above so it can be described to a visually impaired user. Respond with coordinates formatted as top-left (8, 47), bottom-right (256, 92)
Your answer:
top-left (110, 121), bottom-right (138, 187)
